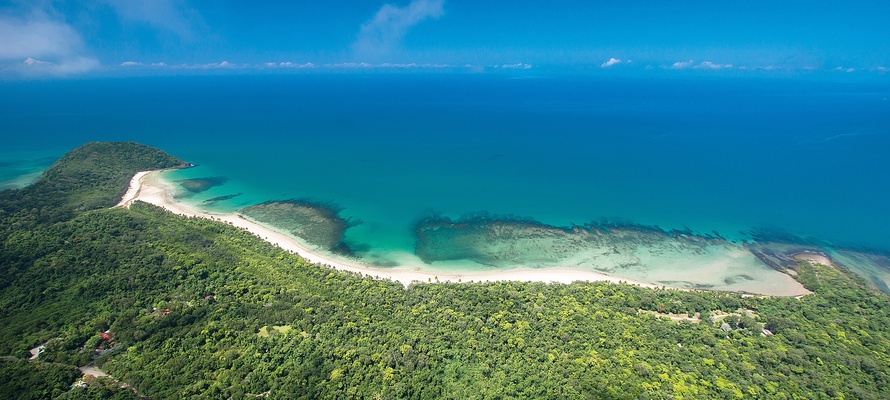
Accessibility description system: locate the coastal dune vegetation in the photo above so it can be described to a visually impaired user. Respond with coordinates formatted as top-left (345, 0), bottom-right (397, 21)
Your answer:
top-left (1, 142), bottom-right (889, 399)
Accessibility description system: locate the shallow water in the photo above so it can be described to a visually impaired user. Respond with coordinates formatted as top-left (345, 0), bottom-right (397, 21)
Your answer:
top-left (0, 150), bottom-right (65, 190)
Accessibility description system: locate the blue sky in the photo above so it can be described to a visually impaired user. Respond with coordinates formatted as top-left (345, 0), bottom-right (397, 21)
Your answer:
top-left (1, 0), bottom-right (888, 78)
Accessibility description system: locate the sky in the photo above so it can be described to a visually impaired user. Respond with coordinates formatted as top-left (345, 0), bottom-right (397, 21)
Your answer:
top-left (1, 0), bottom-right (889, 78)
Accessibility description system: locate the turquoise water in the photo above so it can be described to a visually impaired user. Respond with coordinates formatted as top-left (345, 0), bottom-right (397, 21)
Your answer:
top-left (0, 149), bottom-right (63, 191)
top-left (2, 74), bottom-right (889, 272)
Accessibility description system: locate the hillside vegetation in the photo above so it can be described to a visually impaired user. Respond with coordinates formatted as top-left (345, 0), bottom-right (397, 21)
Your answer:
top-left (1, 143), bottom-right (889, 399)
top-left (0, 141), bottom-right (185, 224)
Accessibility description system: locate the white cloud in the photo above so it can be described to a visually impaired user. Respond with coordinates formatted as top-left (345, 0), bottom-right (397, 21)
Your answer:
top-left (878, 66), bottom-right (888, 72)
top-left (670, 60), bottom-right (694, 69)
top-left (0, 15), bottom-right (81, 60)
top-left (151, 62), bottom-right (167, 67)
top-left (381, 62), bottom-right (450, 68)
top-left (162, 60), bottom-right (241, 70)
top-left (18, 55), bottom-right (100, 76)
top-left (120, 61), bottom-right (142, 66)
top-left (737, 65), bottom-right (781, 71)
top-left (665, 60), bottom-right (734, 71)
top-left (500, 63), bottom-right (532, 69)
top-left (600, 57), bottom-right (621, 68)
top-left (103, 0), bottom-right (198, 38)
top-left (23, 57), bottom-right (49, 66)
top-left (694, 61), bottom-right (733, 70)
top-left (269, 61), bottom-right (316, 68)
top-left (382, 62), bottom-right (418, 68)
top-left (323, 62), bottom-right (451, 69)
top-left (833, 66), bottom-right (859, 72)
top-left (0, 12), bottom-right (99, 77)
top-left (199, 61), bottom-right (238, 69)
top-left (353, 0), bottom-right (445, 60)
top-left (326, 62), bottom-right (374, 69)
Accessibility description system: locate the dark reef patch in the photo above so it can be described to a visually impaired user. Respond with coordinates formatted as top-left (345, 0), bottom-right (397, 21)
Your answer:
top-left (241, 199), bottom-right (361, 257)
top-left (412, 212), bottom-right (890, 293)
top-left (746, 227), bottom-right (890, 257)
top-left (202, 193), bottom-right (242, 205)
top-left (177, 176), bottom-right (228, 193)
top-left (723, 274), bottom-right (755, 285)
top-left (413, 213), bottom-right (728, 267)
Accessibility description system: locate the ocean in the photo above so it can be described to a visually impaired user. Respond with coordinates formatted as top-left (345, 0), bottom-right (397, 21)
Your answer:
top-left (2, 73), bottom-right (889, 289)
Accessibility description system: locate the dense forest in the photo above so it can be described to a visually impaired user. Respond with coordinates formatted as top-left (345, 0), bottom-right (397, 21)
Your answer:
top-left (1, 142), bottom-right (889, 399)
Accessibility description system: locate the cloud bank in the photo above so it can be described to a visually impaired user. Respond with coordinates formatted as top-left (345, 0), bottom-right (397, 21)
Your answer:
top-left (353, 0), bottom-right (445, 60)
top-left (0, 11), bottom-right (99, 77)
top-left (667, 60), bottom-right (733, 70)
top-left (0, 15), bottom-right (80, 59)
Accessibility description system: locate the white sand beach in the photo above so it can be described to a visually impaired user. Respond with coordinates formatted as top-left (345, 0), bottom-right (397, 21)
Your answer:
top-left (120, 170), bottom-right (811, 296)
top-left (122, 170), bottom-right (659, 288)
top-left (115, 171), bottom-right (150, 208)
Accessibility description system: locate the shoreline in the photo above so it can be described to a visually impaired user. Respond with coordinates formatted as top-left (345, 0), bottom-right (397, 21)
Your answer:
top-left (123, 170), bottom-right (660, 289)
top-left (115, 171), bottom-right (151, 208)
top-left (121, 170), bottom-right (811, 296)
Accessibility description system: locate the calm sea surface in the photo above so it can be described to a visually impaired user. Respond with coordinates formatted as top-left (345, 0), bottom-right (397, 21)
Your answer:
top-left (2, 74), bottom-right (889, 257)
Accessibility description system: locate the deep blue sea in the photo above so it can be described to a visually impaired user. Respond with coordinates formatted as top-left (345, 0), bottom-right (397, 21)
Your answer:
top-left (2, 74), bottom-right (889, 257)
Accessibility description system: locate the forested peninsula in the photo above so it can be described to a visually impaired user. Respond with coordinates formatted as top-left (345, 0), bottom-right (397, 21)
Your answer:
top-left (1, 142), bottom-right (889, 399)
